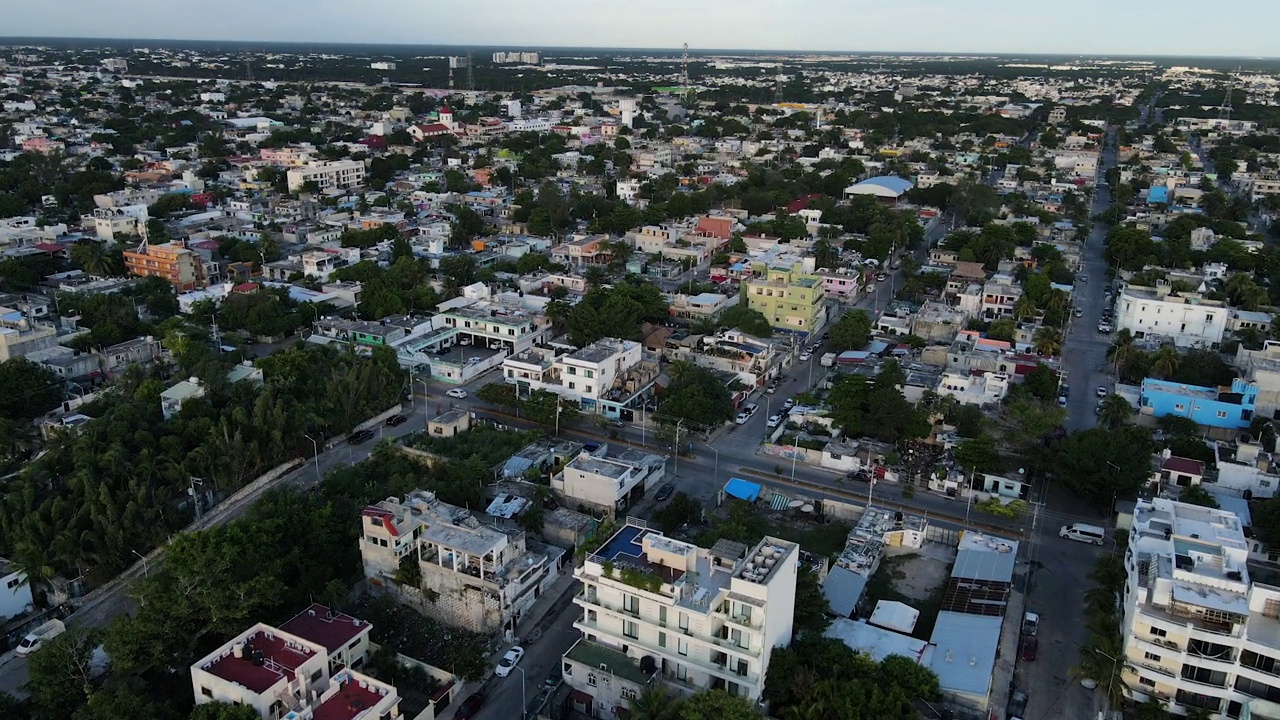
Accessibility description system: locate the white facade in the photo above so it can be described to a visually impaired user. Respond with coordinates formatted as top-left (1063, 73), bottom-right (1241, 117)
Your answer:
top-left (1115, 284), bottom-right (1228, 348)
top-left (552, 448), bottom-right (667, 515)
top-left (0, 559), bottom-right (32, 620)
top-left (92, 205), bottom-right (149, 241)
top-left (572, 522), bottom-right (798, 703)
top-left (286, 161), bottom-right (367, 192)
top-left (936, 371), bottom-right (1010, 407)
top-left (1121, 497), bottom-right (1280, 719)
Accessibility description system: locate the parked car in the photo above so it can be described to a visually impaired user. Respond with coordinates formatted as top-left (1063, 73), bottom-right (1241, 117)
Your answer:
top-left (1097, 322), bottom-right (1113, 333)
top-left (1079, 275), bottom-right (1089, 283)
top-left (734, 411), bottom-right (751, 425)
top-left (766, 414), bottom-right (783, 429)
top-left (782, 398), bottom-right (795, 412)
top-left (496, 646), bottom-right (525, 677)
top-left (455, 692), bottom-right (486, 720)
top-left (799, 351), bottom-right (812, 362)
top-left (1074, 307), bottom-right (1084, 317)
top-left (742, 403), bottom-right (759, 417)
top-left (655, 483), bottom-right (676, 502)
top-left (385, 414), bottom-right (408, 427)
top-left (1096, 386), bottom-right (1108, 398)
top-left (1022, 612), bottom-right (1039, 636)
top-left (347, 429), bottom-right (375, 445)
top-left (446, 388), bottom-right (468, 399)
top-left (875, 272), bottom-right (887, 282)
top-left (1007, 689), bottom-right (1029, 720)
top-left (1020, 636), bottom-right (1038, 661)
top-left (15, 619), bottom-right (65, 657)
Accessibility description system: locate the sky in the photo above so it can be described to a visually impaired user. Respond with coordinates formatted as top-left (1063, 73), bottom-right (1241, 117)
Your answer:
top-left (4, 0), bottom-right (1278, 58)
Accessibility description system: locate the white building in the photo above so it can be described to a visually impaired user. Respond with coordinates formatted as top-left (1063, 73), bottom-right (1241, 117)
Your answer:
top-left (286, 161), bottom-right (367, 192)
top-left (92, 205), bottom-right (149, 241)
top-left (1120, 497), bottom-right (1280, 719)
top-left (551, 447), bottom-right (667, 516)
top-left (190, 621), bottom-right (401, 720)
top-left (0, 558), bottom-right (33, 620)
top-left (502, 338), bottom-right (658, 417)
top-left (570, 521), bottom-right (798, 705)
top-left (936, 371), bottom-right (1011, 407)
top-left (1115, 283), bottom-right (1228, 348)
top-left (360, 490), bottom-right (560, 636)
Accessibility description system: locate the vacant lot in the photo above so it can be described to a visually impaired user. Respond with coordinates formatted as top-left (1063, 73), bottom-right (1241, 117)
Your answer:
top-left (862, 544), bottom-right (955, 639)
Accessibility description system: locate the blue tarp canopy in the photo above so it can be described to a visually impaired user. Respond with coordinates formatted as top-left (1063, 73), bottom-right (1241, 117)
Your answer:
top-left (723, 478), bottom-right (761, 502)
top-left (1149, 186), bottom-right (1169, 204)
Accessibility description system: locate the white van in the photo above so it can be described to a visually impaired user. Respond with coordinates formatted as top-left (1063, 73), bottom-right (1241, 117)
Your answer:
top-left (1059, 523), bottom-right (1106, 545)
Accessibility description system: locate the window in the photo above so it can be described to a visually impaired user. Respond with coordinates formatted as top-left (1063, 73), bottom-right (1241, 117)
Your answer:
top-left (568, 382), bottom-right (576, 390)
top-left (659, 607), bottom-right (667, 626)
top-left (659, 632), bottom-right (667, 648)
top-left (585, 370), bottom-right (594, 378)
top-left (678, 638), bottom-right (689, 656)
top-left (1151, 626), bottom-right (1167, 637)
top-left (1174, 404), bottom-right (1186, 412)
top-left (1139, 677), bottom-right (1156, 687)
top-left (624, 595), bottom-right (639, 614)
top-left (624, 621), bottom-right (639, 639)
top-left (676, 664), bottom-right (687, 681)
top-left (568, 367), bottom-right (577, 375)
top-left (622, 687), bottom-right (637, 701)
top-left (310, 670), bottom-right (323, 683)
top-left (1145, 652), bottom-right (1161, 662)
top-left (348, 638), bottom-right (361, 649)
top-left (587, 673), bottom-right (597, 687)
top-left (201, 687), bottom-right (213, 698)
top-left (679, 613), bottom-right (689, 632)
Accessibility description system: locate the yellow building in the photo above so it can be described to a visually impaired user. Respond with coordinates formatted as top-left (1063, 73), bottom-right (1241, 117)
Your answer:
top-left (741, 262), bottom-right (825, 335)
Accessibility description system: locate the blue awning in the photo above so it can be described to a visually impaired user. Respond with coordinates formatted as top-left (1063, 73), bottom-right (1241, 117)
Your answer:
top-left (723, 478), bottom-right (761, 502)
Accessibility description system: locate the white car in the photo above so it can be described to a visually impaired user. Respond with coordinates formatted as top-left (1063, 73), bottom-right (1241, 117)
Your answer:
top-left (1096, 386), bottom-right (1108, 398)
top-left (782, 398), bottom-right (795, 411)
top-left (496, 646), bottom-right (525, 678)
top-left (766, 414), bottom-right (782, 429)
top-left (799, 351), bottom-right (812, 362)
top-left (735, 412), bottom-right (751, 425)
top-left (446, 388), bottom-right (468, 399)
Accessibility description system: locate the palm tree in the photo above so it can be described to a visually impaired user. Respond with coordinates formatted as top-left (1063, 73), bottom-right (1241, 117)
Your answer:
top-left (1033, 327), bottom-right (1064, 357)
top-left (1012, 296), bottom-right (1037, 322)
top-left (627, 686), bottom-right (682, 720)
top-left (1151, 344), bottom-right (1181, 379)
top-left (1098, 394), bottom-right (1133, 429)
top-left (69, 240), bottom-right (123, 278)
top-left (1133, 696), bottom-right (1171, 720)
top-left (1043, 288), bottom-right (1069, 315)
top-left (1107, 329), bottom-right (1135, 374)
top-left (1072, 638), bottom-right (1129, 710)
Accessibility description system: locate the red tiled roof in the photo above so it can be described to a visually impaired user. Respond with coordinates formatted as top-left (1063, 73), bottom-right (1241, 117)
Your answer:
top-left (280, 605), bottom-right (369, 656)
top-left (204, 631), bottom-right (317, 694)
top-left (1163, 456), bottom-right (1204, 476)
top-left (311, 676), bottom-right (384, 720)
top-left (232, 282), bottom-right (259, 293)
top-left (33, 243), bottom-right (64, 253)
top-left (785, 193), bottom-right (824, 214)
top-left (361, 507), bottom-right (400, 537)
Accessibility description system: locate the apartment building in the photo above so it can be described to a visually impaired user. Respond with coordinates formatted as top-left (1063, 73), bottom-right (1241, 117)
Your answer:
top-left (0, 307), bottom-right (57, 361)
top-left (980, 273), bottom-right (1022, 319)
top-left (1116, 283), bottom-right (1229, 348)
top-left (671, 330), bottom-right (784, 390)
top-left (570, 521), bottom-right (798, 707)
top-left (123, 241), bottom-right (208, 291)
top-left (360, 490), bottom-right (559, 636)
top-left (551, 447), bottom-right (667, 516)
top-left (286, 160), bottom-right (367, 192)
top-left (1236, 341), bottom-right (1280, 421)
top-left (549, 234), bottom-right (611, 267)
top-left (91, 205), bottom-right (148, 241)
top-left (1138, 378), bottom-right (1258, 431)
top-left (1120, 497), bottom-right (1280, 719)
top-left (1250, 176), bottom-right (1280, 204)
top-left (190, 622), bottom-right (401, 720)
top-left (502, 339), bottom-right (658, 417)
top-left (740, 262), bottom-right (826, 337)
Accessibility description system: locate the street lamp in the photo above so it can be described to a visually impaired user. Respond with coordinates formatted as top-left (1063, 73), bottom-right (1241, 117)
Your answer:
top-left (512, 665), bottom-right (527, 720)
top-left (416, 378), bottom-right (431, 430)
top-left (131, 549), bottom-right (148, 578)
top-left (1091, 647), bottom-right (1121, 719)
top-left (304, 434), bottom-right (322, 484)
top-left (188, 477), bottom-right (204, 521)
top-left (704, 441), bottom-right (719, 486)
top-left (673, 419), bottom-right (685, 477)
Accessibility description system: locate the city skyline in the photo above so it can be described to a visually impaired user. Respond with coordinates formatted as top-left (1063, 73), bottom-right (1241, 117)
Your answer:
top-left (4, 0), bottom-right (1279, 59)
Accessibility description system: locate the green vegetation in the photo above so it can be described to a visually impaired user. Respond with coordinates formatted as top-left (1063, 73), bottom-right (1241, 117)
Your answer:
top-left (546, 278), bottom-right (668, 347)
top-left (718, 303), bottom-right (773, 338)
top-left (1052, 425), bottom-right (1154, 510)
top-left (826, 361), bottom-right (930, 444)
top-left (827, 309), bottom-right (871, 352)
top-left (656, 362), bottom-right (736, 429)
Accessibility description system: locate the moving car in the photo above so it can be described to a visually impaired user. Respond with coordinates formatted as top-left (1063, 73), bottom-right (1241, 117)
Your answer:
top-left (1097, 322), bottom-right (1113, 333)
top-left (385, 414), bottom-right (408, 427)
top-left (347, 429), bottom-right (375, 445)
top-left (446, 388), bottom-right (468, 399)
top-left (15, 619), bottom-right (65, 657)
top-left (1096, 386), bottom-right (1108, 398)
top-left (655, 483), bottom-right (676, 502)
top-left (734, 411), bottom-right (751, 425)
top-left (496, 646), bottom-right (525, 677)
top-left (1074, 307), bottom-right (1084, 318)
top-left (455, 692), bottom-right (486, 720)
top-left (1079, 275), bottom-right (1089, 283)
top-left (799, 351), bottom-right (812, 362)
top-left (875, 272), bottom-right (887, 281)
top-left (766, 414), bottom-right (783, 429)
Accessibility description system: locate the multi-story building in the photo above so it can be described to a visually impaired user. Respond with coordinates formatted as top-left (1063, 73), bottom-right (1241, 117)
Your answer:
top-left (360, 490), bottom-right (559, 636)
top-left (740, 262), bottom-right (825, 337)
top-left (123, 241), bottom-right (208, 291)
top-left (312, 318), bottom-right (408, 348)
top-left (190, 621), bottom-right (401, 720)
top-left (1116, 283), bottom-right (1229, 348)
top-left (1120, 497), bottom-right (1280, 719)
top-left (551, 446), bottom-right (667, 516)
top-left (286, 161), bottom-right (367, 192)
top-left (980, 273), bottom-right (1022, 319)
top-left (671, 330), bottom-right (784, 390)
top-left (936, 370), bottom-right (1011, 407)
top-left (667, 292), bottom-right (730, 322)
top-left (0, 307), bottom-right (57, 361)
top-left (91, 205), bottom-right (148, 241)
top-left (1139, 378), bottom-right (1258, 431)
top-left (0, 558), bottom-right (32, 621)
top-left (502, 339), bottom-right (659, 417)
top-left (1236, 341), bottom-right (1280, 421)
top-left (549, 235), bottom-right (611, 268)
top-left (569, 521), bottom-right (798, 706)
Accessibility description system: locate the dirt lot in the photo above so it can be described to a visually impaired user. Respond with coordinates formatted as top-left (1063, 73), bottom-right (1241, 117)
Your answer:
top-left (862, 543), bottom-right (955, 638)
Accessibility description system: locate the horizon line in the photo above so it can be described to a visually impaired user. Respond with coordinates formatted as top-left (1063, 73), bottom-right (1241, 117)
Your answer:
top-left (0, 35), bottom-right (1276, 62)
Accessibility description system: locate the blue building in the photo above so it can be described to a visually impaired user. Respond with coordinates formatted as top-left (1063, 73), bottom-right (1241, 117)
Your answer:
top-left (1139, 377), bottom-right (1258, 429)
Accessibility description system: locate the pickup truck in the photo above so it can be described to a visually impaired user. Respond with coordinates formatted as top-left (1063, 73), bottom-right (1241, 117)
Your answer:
top-left (15, 618), bottom-right (66, 656)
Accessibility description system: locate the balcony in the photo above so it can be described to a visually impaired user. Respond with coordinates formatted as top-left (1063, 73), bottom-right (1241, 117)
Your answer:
top-left (574, 617), bottom-right (760, 683)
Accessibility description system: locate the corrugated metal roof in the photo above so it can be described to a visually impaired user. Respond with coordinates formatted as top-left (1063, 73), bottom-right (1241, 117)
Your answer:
top-left (822, 565), bottom-right (867, 619)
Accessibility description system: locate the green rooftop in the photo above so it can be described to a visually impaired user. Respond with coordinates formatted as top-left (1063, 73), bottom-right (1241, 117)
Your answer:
top-left (565, 639), bottom-right (653, 685)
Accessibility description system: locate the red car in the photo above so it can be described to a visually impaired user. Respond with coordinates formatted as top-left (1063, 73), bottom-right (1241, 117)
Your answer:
top-left (1020, 636), bottom-right (1038, 661)
top-left (455, 692), bottom-right (486, 720)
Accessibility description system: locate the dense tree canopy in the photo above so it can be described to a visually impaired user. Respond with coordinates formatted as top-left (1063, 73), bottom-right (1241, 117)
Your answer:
top-left (764, 635), bottom-right (940, 720)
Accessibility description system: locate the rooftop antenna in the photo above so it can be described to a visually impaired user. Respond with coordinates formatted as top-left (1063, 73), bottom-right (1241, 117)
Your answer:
top-left (680, 43), bottom-right (691, 105)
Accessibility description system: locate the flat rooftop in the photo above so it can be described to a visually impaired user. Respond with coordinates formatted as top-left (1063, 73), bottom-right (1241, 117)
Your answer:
top-left (310, 673), bottom-right (388, 720)
top-left (419, 522), bottom-right (506, 557)
top-left (204, 630), bottom-right (319, 694)
top-left (564, 639), bottom-right (653, 685)
top-left (279, 605), bottom-right (368, 657)
top-left (592, 524), bottom-right (687, 583)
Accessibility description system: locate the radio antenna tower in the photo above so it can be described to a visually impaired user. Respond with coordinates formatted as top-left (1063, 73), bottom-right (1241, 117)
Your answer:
top-left (466, 51), bottom-right (475, 92)
top-left (680, 43), bottom-right (692, 104)
top-left (244, 59), bottom-right (253, 82)
top-left (774, 74), bottom-right (784, 104)
top-left (448, 62), bottom-right (455, 90)
top-left (1218, 69), bottom-right (1238, 120)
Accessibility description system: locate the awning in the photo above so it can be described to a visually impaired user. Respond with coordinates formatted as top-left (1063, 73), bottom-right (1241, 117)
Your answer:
top-left (769, 493), bottom-right (791, 511)
top-left (723, 478), bottom-right (761, 502)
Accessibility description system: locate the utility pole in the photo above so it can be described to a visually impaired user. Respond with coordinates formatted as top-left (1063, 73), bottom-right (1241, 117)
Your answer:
top-left (673, 419), bottom-right (684, 476)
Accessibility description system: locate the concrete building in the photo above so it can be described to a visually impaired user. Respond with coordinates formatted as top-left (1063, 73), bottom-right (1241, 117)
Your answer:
top-left (92, 205), bottom-right (148, 241)
top-left (278, 604), bottom-right (373, 675)
top-left (1237, 341), bottom-right (1280, 421)
top-left (0, 307), bottom-right (57, 361)
top-left (123, 241), bottom-right (208, 291)
top-left (1138, 377), bottom-right (1258, 431)
top-left (740, 262), bottom-right (826, 337)
top-left (667, 292), bottom-right (730, 322)
top-left (0, 558), bottom-right (33, 621)
top-left (161, 379), bottom-right (206, 420)
top-left (1119, 497), bottom-right (1280, 719)
top-left (551, 446), bottom-right (667, 516)
top-left (360, 490), bottom-right (559, 636)
top-left (286, 161), bottom-right (367, 192)
top-left (936, 371), bottom-right (1011, 407)
top-left (570, 521), bottom-right (799, 704)
top-left (502, 339), bottom-right (659, 418)
top-left (980, 273), bottom-right (1022, 319)
top-left (1116, 283), bottom-right (1229, 348)
top-left (190, 621), bottom-right (400, 720)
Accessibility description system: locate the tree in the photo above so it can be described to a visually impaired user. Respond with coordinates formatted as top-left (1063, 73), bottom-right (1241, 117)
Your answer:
top-left (719, 304), bottom-right (773, 338)
top-left (828, 310), bottom-right (871, 352)
top-left (1033, 327), bottom-right (1063, 357)
top-left (25, 628), bottom-right (102, 719)
top-left (955, 435), bottom-right (1001, 474)
top-left (653, 492), bottom-right (702, 533)
top-left (793, 567), bottom-right (831, 637)
top-left (628, 686), bottom-right (683, 720)
top-left (1179, 484), bottom-right (1220, 509)
top-left (657, 364), bottom-right (735, 428)
top-left (68, 240), bottom-right (124, 277)
top-left (1053, 425), bottom-right (1154, 510)
top-left (678, 690), bottom-right (762, 720)
top-left (1150, 344), bottom-right (1182, 379)
top-left (0, 357), bottom-right (64, 421)
top-left (1097, 394), bottom-right (1133, 430)
top-left (986, 318), bottom-right (1015, 342)
top-left (1107, 329), bottom-right (1136, 374)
